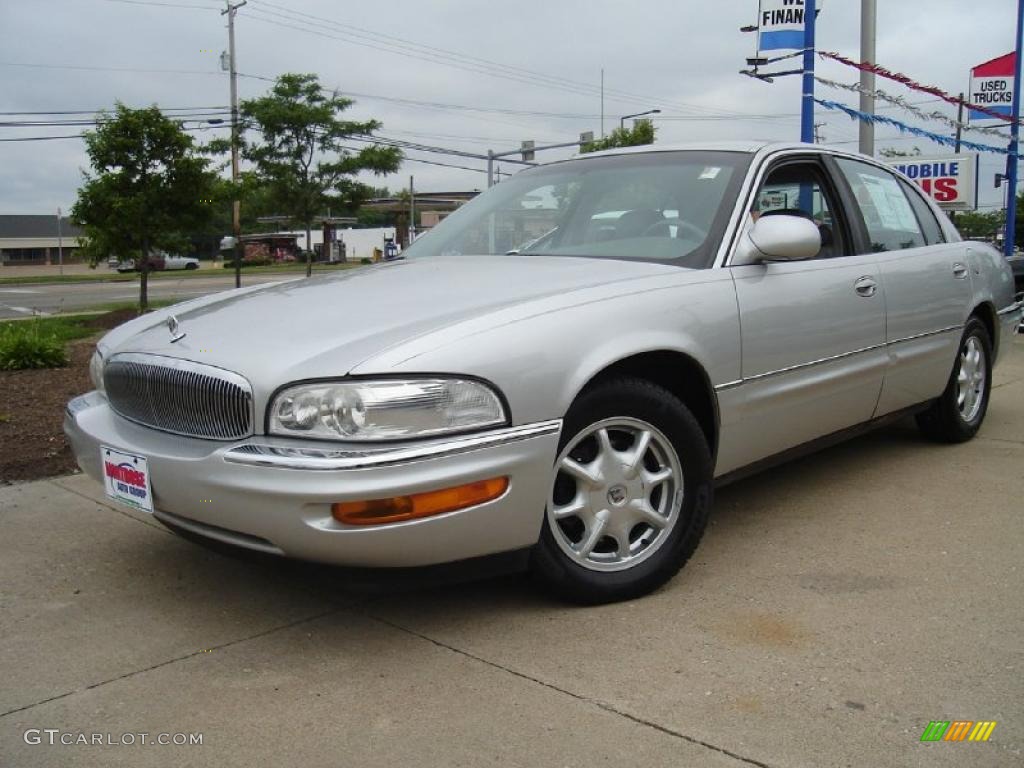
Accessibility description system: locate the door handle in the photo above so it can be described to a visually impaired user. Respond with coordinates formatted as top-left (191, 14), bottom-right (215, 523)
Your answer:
top-left (854, 276), bottom-right (877, 298)
top-left (952, 262), bottom-right (969, 279)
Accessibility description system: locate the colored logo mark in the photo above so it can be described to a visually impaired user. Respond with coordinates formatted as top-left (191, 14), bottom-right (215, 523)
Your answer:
top-left (920, 720), bottom-right (997, 742)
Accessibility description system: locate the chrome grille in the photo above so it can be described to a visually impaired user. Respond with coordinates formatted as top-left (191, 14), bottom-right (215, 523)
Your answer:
top-left (104, 353), bottom-right (254, 440)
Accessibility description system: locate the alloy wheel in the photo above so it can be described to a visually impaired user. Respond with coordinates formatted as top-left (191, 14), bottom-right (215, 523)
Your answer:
top-left (547, 417), bottom-right (683, 572)
top-left (957, 335), bottom-right (987, 422)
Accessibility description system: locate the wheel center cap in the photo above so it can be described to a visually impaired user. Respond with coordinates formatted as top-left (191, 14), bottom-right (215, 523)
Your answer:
top-left (607, 484), bottom-right (628, 506)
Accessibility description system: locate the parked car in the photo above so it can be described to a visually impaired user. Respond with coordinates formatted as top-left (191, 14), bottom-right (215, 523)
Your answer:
top-left (65, 142), bottom-right (1022, 603)
top-left (162, 254), bottom-right (201, 270)
top-left (115, 255), bottom-right (165, 273)
top-left (1007, 249), bottom-right (1024, 291)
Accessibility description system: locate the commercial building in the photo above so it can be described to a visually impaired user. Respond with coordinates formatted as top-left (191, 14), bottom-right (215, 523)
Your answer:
top-left (0, 215), bottom-right (84, 266)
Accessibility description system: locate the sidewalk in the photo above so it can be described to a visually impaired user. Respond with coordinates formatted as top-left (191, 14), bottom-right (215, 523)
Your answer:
top-left (1, 338), bottom-right (1022, 767)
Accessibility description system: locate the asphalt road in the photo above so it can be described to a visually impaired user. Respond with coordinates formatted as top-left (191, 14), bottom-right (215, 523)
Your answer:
top-left (1, 336), bottom-right (1021, 767)
top-left (0, 275), bottom-right (293, 319)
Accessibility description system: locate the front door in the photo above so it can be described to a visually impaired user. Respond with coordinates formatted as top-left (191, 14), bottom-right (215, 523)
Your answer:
top-left (716, 156), bottom-right (887, 475)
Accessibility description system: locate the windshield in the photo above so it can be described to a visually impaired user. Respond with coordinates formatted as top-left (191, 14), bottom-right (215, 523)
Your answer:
top-left (404, 150), bottom-right (750, 268)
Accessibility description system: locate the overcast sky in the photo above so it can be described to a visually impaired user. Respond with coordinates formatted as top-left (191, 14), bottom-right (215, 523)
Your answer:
top-left (0, 0), bottom-right (1018, 216)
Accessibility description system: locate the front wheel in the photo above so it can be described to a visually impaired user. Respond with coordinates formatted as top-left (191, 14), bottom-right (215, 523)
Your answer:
top-left (916, 318), bottom-right (992, 443)
top-left (530, 378), bottom-right (712, 604)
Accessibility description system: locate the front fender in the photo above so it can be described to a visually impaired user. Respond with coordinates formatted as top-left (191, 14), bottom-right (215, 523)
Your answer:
top-left (353, 270), bottom-right (742, 426)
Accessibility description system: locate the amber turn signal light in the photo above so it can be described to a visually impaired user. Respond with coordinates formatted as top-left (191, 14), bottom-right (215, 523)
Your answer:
top-left (332, 476), bottom-right (510, 526)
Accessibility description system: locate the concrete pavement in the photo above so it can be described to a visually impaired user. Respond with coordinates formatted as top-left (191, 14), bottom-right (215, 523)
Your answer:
top-left (1, 337), bottom-right (1022, 767)
top-left (0, 275), bottom-right (293, 319)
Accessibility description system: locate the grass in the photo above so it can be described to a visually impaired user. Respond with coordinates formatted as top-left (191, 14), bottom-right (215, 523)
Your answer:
top-left (0, 261), bottom-right (362, 286)
top-left (85, 298), bottom-right (182, 314)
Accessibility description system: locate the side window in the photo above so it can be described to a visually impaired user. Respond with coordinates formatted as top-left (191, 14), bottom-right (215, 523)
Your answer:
top-left (835, 158), bottom-right (926, 253)
top-left (899, 179), bottom-right (946, 245)
top-left (754, 162), bottom-right (846, 258)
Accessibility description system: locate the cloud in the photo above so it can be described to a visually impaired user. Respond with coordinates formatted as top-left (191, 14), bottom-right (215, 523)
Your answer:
top-left (0, 0), bottom-right (1016, 213)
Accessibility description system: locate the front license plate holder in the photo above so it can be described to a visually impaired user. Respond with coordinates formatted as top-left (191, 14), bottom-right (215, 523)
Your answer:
top-left (101, 445), bottom-right (154, 513)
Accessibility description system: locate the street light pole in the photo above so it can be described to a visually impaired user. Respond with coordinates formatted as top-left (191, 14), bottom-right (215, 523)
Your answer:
top-left (223, 0), bottom-right (246, 288)
top-left (56, 207), bottom-right (63, 277)
top-left (1004, 0), bottom-right (1024, 258)
top-left (619, 109), bottom-right (661, 130)
top-left (858, 0), bottom-right (877, 156)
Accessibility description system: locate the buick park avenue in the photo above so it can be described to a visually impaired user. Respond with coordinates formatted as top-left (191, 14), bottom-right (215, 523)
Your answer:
top-left (66, 142), bottom-right (1023, 603)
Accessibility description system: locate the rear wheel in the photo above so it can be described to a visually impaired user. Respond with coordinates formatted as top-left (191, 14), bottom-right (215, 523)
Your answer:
top-left (185, 262), bottom-right (199, 270)
top-left (530, 378), bottom-right (712, 604)
top-left (916, 318), bottom-right (992, 443)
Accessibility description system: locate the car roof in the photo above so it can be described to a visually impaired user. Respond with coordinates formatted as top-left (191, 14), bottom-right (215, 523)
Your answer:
top-left (575, 140), bottom-right (873, 159)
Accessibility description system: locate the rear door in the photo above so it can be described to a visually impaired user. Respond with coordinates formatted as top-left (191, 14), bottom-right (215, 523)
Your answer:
top-left (831, 157), bottom-right (970, 416)
top-left (717, 155), bottom-right (888, 475)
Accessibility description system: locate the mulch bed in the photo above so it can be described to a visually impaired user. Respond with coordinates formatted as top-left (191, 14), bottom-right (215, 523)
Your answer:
top-left (0, 310), bottom-right (138, 485)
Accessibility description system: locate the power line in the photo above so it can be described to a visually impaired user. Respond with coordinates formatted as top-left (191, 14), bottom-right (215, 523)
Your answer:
top-left (0, 112), bottom-right (231, 128)
top-left (241, 1), bottom-right (754, 119)
top-left (0, 106), bottom-right (229, 116)
top-left (99, 0), bottom-right (220, 9)
top-left (0, 61), bottom-right (223, 76)
top-left (0, 124), bottom-right (230, 142)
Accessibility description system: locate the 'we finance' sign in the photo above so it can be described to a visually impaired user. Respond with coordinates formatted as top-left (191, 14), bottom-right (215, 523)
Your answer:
top-left (757, 0), bottom-right (819, 53)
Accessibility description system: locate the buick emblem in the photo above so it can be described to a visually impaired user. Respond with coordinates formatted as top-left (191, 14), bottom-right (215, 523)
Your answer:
top-left (607, 484), bottom-right (628, 506)
top-left (167, 315), bottom-right (186, 343)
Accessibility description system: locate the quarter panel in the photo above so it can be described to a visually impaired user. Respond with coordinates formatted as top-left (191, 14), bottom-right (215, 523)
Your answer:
top-left (874, 243), bottom-right (970, 416)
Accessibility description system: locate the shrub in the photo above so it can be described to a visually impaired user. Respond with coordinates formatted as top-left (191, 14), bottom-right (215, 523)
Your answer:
top-left (0, 321), bottom-right (68, 370)
top-left (359, 257), bottom-right (372, 265)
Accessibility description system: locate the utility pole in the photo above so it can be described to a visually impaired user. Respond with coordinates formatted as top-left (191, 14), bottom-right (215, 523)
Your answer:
top-left (56, 207), bottom-right (63, 277)
top-left (223, 0), bottom-right (246, 288)
top-left (800, 0), bottom-right (817, 144)
top-left (1004, 0), bottom-right (1024, 258)
top-left (813, 122), bottom-right (826, 144)
top-left (954, 92), bottom-right (964, 152)
top-left (409, 175), bottom-right (415, 246)
top-left (858, 0), bottom-right (876, 156)
top-left (600, 68), bottom-right (605, 138)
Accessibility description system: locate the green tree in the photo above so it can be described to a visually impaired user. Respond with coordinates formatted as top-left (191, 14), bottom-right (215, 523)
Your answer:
top-left (72, 104), bottom-right (217, 310)
top-left (580, 119), bottom-right (656, 154)
top-left (954, 209), bottom-right (1004, 241)
top-left (240, 73), bottom-right (402, 275)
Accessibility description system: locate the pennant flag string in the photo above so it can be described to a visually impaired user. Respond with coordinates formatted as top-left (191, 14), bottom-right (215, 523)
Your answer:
top-left (814, 76), bottom-right (1010, 139)
top-left (819, 51), bottom-right (1014, 124)
top-left (814, 99), bottom-right (1012, 155)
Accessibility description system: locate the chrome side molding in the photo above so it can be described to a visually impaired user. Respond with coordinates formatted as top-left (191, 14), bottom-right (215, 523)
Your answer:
top-left (223, 420), bottom-right (563, 470)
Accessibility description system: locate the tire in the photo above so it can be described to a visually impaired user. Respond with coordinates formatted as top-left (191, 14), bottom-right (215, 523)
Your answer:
top-left (530, 377), bottom-right (713, 604)
top-left (915, 317), bottom-right (992, 443)
top-left (185, 262), bottom-right (199, 270)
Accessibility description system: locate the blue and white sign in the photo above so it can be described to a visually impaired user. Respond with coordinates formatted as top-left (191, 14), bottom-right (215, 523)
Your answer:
top-left (886, 154), bottom-right (979, 212)
top-left (758, 0), bottom-right (814, 53)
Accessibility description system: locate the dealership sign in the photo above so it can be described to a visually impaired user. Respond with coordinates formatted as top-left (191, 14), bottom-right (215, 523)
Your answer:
top-left (887, 154), bottom-right (978, 212)
top-left (757, 0), bottom-right (821, 53)
top-left (969, 52), bottom-right (1015, 121)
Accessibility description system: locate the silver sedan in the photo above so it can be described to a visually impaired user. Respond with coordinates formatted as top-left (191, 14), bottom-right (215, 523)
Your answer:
top-left (66, 142), bottom-right (1022, 603)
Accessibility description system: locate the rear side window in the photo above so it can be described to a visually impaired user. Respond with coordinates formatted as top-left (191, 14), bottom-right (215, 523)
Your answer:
top-left (835, 158), bottom-right (926, 253)
top-left (899, 179), bottom-right (946, 245)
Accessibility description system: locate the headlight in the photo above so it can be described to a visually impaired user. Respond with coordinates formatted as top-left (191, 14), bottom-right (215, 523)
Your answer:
top-left (268, 378), bottom-right (507, 441)
top-left (89, 348), bottom-right (106, 393)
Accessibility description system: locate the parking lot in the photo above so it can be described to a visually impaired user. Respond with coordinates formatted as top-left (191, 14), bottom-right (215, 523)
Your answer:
top-left (1, 335), bottom-right (1021, 767)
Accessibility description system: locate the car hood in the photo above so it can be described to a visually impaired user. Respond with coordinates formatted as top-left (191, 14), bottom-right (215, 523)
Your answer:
top-left (101, 255), bottom-right (680, 389)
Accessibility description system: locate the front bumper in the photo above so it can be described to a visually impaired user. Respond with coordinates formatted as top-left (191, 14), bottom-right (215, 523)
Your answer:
top-left (65, 392), bottom-right (561, 567)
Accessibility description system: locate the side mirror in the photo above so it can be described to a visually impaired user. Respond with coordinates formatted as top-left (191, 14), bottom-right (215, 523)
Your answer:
top-left (735, 214), bottom-right (821, 264)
